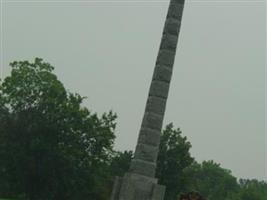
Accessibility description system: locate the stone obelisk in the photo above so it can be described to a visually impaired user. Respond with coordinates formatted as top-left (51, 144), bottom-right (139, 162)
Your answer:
top-left (110, 0), bottom-right (185, 199)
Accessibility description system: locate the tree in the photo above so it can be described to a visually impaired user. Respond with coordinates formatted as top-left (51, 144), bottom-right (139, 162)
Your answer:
top-left (183, 160), bottom-right (239, 200)
top-left (237, 179), bottom-right (267, 200)
top-left (109, 151), bottom-right (133, 177)
top-left (179, 191), bottom-right (206, 200)
top-left (156, 123), bottom-right (194, 200)
top-left (0, 58), bottom-right (117, 200)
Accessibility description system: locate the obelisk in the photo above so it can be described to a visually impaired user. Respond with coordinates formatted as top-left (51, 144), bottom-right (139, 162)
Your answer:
top-left (110, 0), bottom-right (186, 199)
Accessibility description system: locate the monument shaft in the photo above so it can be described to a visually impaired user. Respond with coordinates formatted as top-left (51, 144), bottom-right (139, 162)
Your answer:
top-left (111, 0), bottom-right (185, 199)
top-left (130, 0), bottom-right (185, 178)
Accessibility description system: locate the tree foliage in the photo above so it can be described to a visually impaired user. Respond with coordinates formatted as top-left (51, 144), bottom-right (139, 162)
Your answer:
top-left (156, 123), bottom-right (194, 200)
top-left (182, 161), bottom-right (267, 200)
top-left (109, 150), bottom-right (133, 177)
top-left (236, 179), bottom-right (267, 200)
top-left (0, 58), bottom-right (117, 200)
top-left (182, 160), bottom-right (239, 200)
top-left (0, 58), bottom-right (266, 200)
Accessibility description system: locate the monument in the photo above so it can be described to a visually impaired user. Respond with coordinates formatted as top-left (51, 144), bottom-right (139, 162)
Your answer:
top-left (110, 0), bottom-right (186, 199)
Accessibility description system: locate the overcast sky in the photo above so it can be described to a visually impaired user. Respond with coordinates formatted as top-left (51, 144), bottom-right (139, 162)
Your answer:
top-left (0, 0), bottom-right (266, 181)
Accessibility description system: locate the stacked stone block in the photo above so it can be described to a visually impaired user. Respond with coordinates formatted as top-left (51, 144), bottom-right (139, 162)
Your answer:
top-left (110, 1), bottom-right (186, 199)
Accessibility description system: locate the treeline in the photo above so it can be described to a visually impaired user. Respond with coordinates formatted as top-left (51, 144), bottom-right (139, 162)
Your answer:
top-left (0, 59), bottom-right (266, 200)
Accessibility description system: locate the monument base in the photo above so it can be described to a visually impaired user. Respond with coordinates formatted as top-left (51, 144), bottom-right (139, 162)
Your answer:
top-left (110, 172), bottom-right (165, 200)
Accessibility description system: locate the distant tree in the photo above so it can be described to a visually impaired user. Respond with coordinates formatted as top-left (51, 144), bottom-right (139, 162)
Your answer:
top-left (0, 58), bottom-right (117, 200)
top-left (156, 123), bottom-right (194, 200)
top-left (237, 179), bottom-right (267, 200)
top-left (183, 160), bottom-right (239, 200)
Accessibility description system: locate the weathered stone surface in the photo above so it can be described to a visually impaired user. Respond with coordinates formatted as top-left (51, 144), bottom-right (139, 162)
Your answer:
top-left (163, 18), bottom-right (181, 35)
top-left (111, 173), bottom-right (165, 200)
top-left (167, 2), bottom-right (184, 19)
top-left (153, 65), bottom-right (173, 83)
top-left (156, 49), bottom-right (176, 67)
top-left (151, 184), bottom-right (166, 200)
top-left (134, 143), bottom-right (159, 162)
top-left (149, 80), bottom-right (170, 99)
top-left (160, 34), bottom-right (178, 51)
top-left (146, 96), bottom-right (167, 116)
top-left (141, 112), bottom-right (164, 130)
top-left (138, 127), bottom-right (161, 147)
top-left (110, 177), bottom-right (123, 200)
top-left (129, 159), bottom-right (156, 177)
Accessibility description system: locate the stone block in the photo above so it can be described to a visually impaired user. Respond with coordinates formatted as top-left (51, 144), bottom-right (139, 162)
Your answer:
top-left (141, 112), bottom-right (164, 130)
top-left (156, 49), bottom-right (176, 67)
top-left (153, 65), bottom-right (173, 83)
top-left (149, 80), bottom-right (170, 99)
top-left (151, 184), bottom-right (166, 200)
top-left (167, 2), bottom-right (184, 19)
top-left (138, 127), bottom-right (161, 147)
top-left (110, 177), bottom-right (123, 200)
top-left (146, 96), bottom-right (167, 116)
top-left (129, 159), bottom-right (156, 177)
top-left (160, 34), bottom-right (178, 51)
top-left (163, 18), bottom-right (181, 35)
top-left (134, 143), bottom-right (159, 162)
top-left (110, 173), bottom-right (165, 200)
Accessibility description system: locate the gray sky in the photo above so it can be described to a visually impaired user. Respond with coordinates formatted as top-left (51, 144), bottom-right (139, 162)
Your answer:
top-left (1, 0), bottom-right (266, 181)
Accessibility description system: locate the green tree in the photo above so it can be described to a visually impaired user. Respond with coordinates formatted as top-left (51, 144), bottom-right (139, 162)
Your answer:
top-left (156, 123), bottom-right (194, 200)
top-left (0, 58), bottom-right (117, 200)
top-left (183, 160), bottom-right (239, 200)
top-left (109, 151), bottom-right (133, 177)
top-left (237, 179), bottom-right (267, 200)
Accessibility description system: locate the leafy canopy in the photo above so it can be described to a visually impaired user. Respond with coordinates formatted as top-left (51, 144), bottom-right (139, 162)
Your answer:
top-left (0, 58), bottom-right (117, 200)
top-left (156, 123), bottom-right (194, 200)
